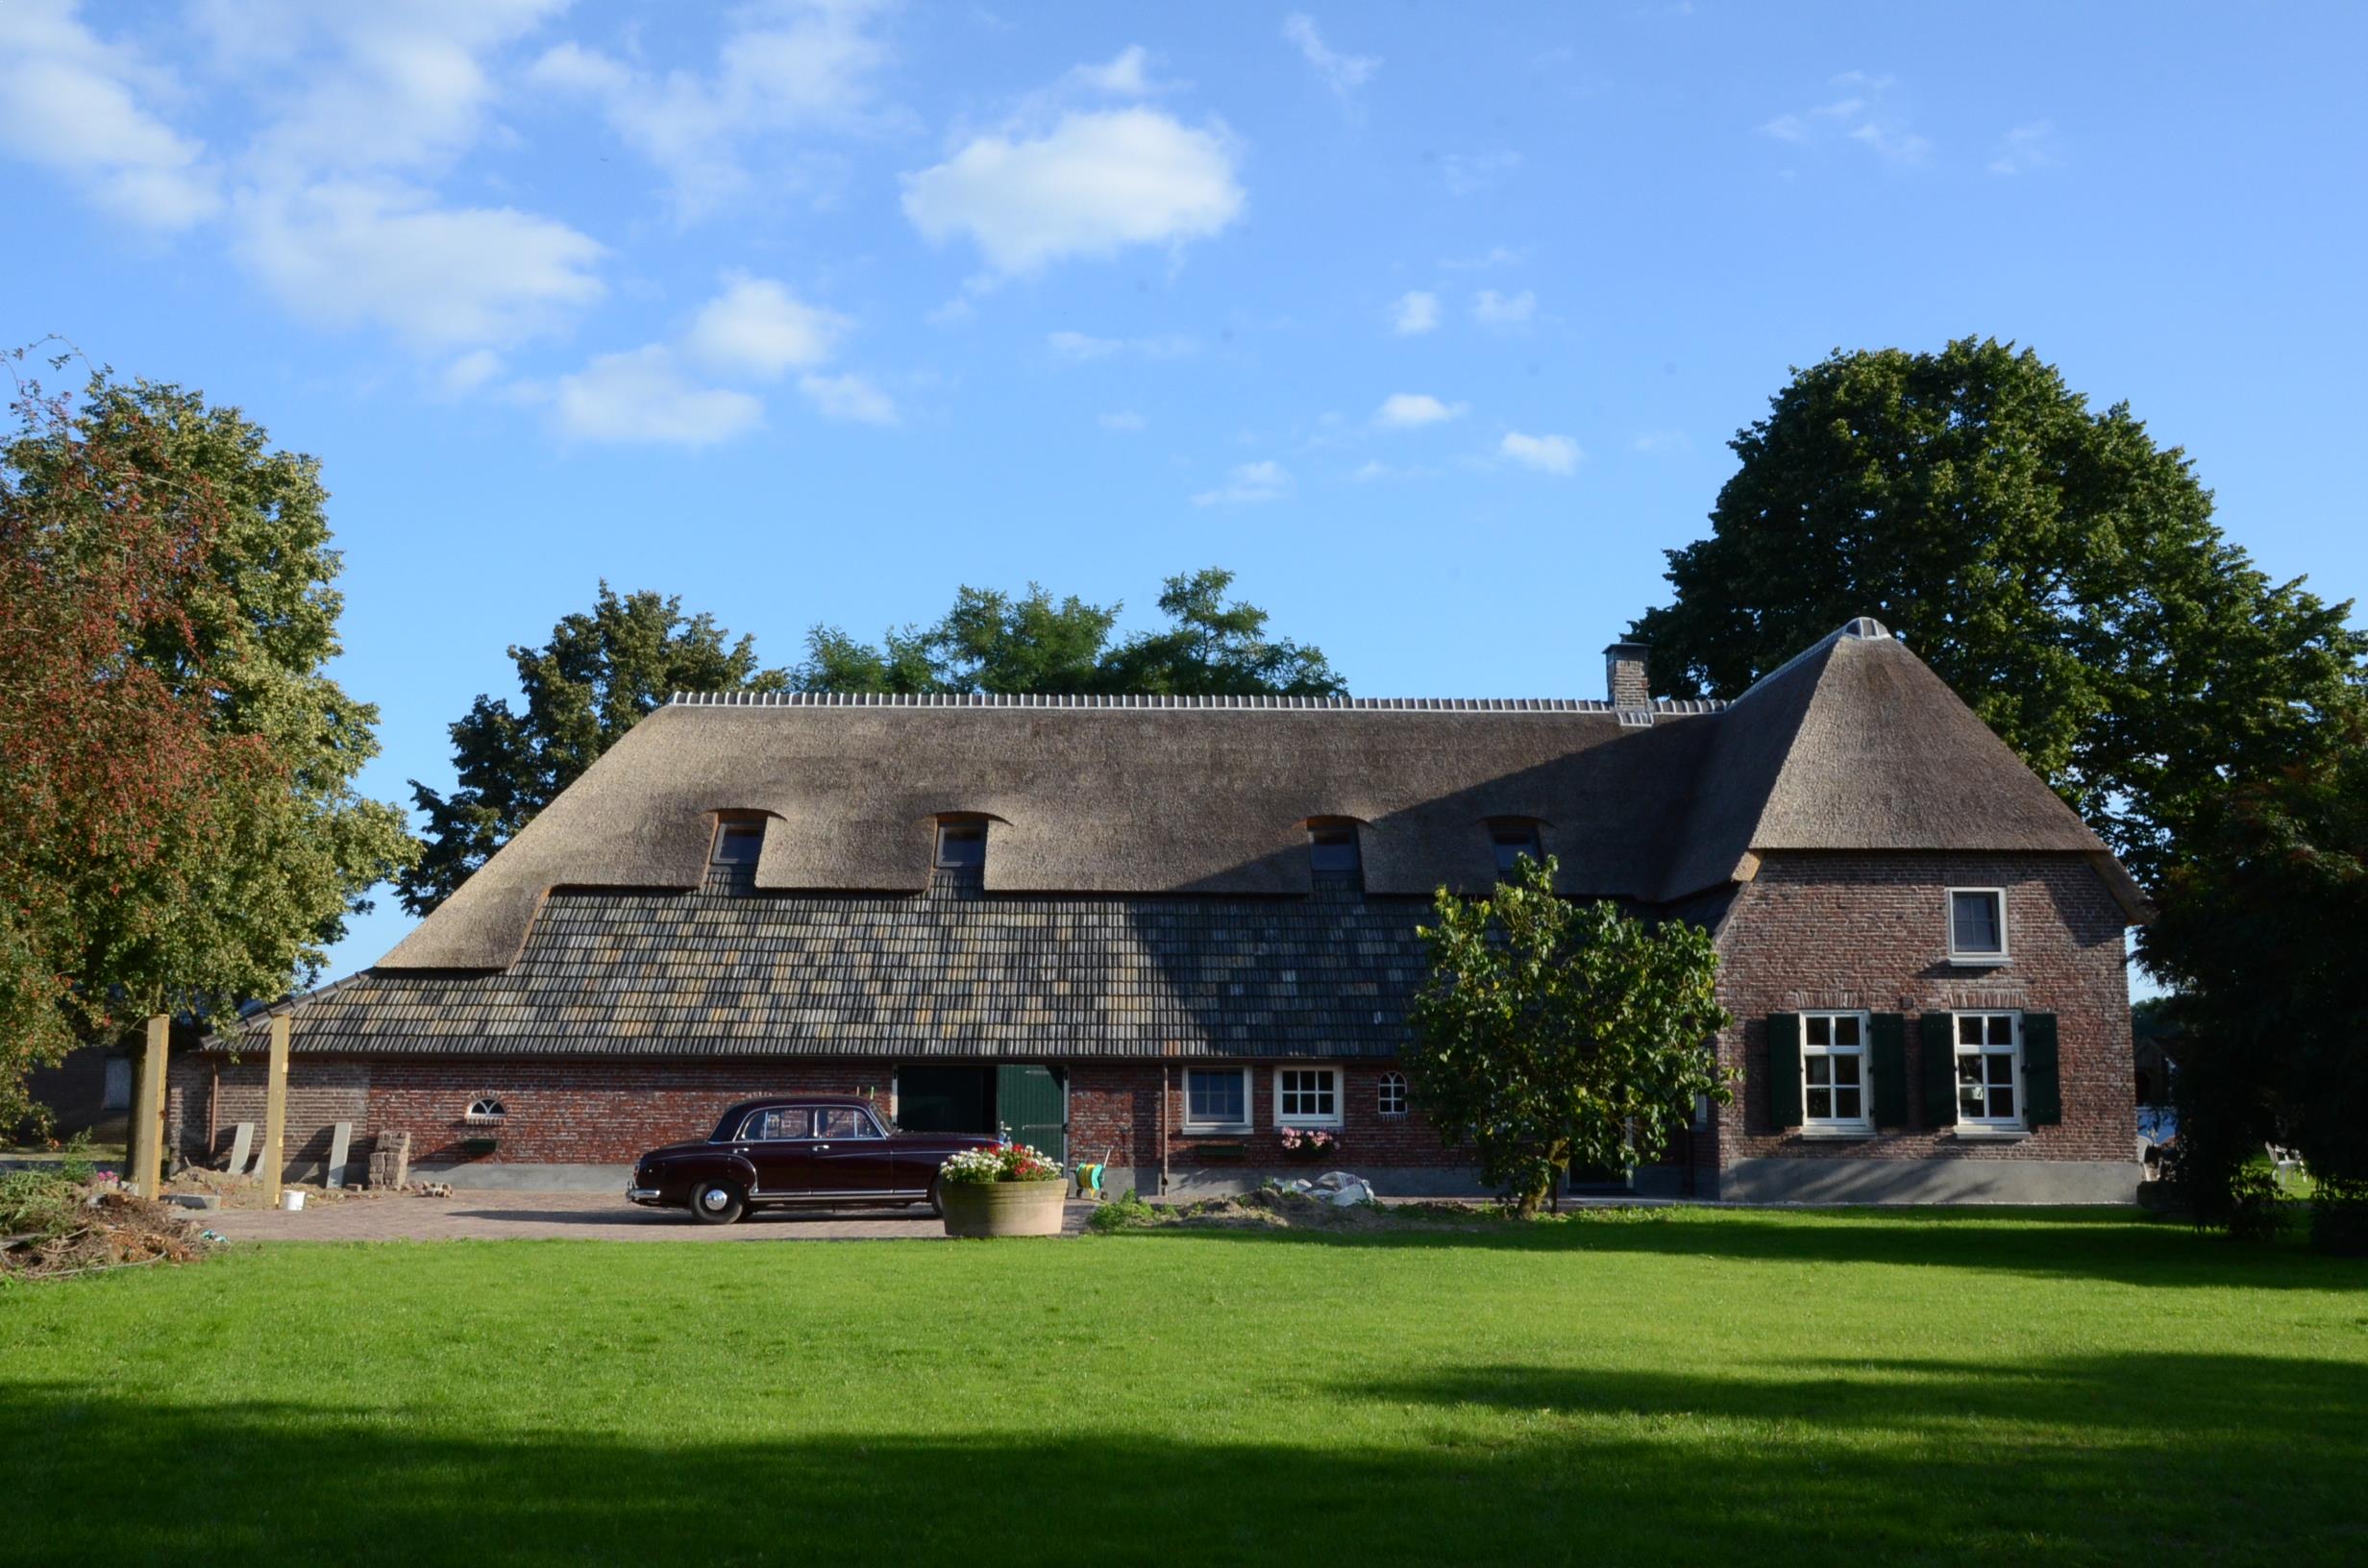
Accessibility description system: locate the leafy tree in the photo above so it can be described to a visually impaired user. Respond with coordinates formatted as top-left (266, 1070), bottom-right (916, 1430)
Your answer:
top-left (1632, 337), bottom-right (2366, 888)
top-left (797, 567), bottom-right (1345, 698)
top-left (1406, 856), bottom-right (1734, 1216)
top-left (2140, 718), bottom-right (2368, 1251)
top-left (401, 585), bottom-right (788, 915)
top-left (2, 359), bottom-right (411, 1128)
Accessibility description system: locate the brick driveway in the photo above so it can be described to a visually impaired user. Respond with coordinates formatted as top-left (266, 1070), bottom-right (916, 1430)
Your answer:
top-left (200, 1191), bottom-right (1092, 1242)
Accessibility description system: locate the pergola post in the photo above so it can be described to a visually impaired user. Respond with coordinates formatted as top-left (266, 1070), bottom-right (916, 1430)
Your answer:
top-left (260, 1015), bottom-right (290, 1207)
top-left (129, 1015), bottom-right (168, 1197)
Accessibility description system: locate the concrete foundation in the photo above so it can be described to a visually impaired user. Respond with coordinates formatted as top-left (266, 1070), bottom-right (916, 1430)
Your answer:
top-left (414, 1162), bottom-right (634, 1192)
top-left (1715, 1157), bottom-right (2143, 1205)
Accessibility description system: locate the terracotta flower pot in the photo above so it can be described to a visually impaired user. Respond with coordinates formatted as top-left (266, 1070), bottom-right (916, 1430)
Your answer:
top-left (939, 1179), bottom-right (1067, 1237)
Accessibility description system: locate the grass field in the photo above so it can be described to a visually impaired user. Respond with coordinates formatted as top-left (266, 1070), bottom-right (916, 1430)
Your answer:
top-left (4, 1208), bottom-right (2363, 1566)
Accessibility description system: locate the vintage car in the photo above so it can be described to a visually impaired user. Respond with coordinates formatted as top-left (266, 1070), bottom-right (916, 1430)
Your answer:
top-left (627, 1097), bottom-right (999, 1224)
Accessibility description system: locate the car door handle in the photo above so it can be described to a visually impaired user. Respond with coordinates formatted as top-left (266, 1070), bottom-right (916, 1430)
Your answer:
top-left (814, 1143), bottom-right (830, 1151)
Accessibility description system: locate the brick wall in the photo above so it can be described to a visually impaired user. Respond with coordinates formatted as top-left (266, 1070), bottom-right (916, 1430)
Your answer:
top-left (1709, 850), bottom-right (2136, 1169)
top-left (167, 1055), bottom-right (370, 1174)
top-left (1068, 1060), bottom-right (1466, 1170)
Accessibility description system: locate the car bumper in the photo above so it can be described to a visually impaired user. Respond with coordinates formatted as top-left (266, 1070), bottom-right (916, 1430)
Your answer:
top-left (628, 1185), bottom-right (665, 1203)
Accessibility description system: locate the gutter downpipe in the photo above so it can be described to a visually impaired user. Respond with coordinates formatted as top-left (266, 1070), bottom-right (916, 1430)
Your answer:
top-left (1161, 1064), bottom-right (1172, 1197)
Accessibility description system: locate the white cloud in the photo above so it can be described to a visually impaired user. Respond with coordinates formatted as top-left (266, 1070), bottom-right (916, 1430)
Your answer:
top-left (1472, 288), bottom-right (1535, 327)
top-left (1760, 72), bottom-right (1931, 166)
top-left (1066, 45), bottom-right (1162, 98)
top-left (1375, 392), bottom-right (1464, 429)
top-left (1500, 431), bottom-right (1581, 475)
top-left (1192, 459), bottom-right (1291, 506)
top-left (1439, 149), bottom-right (1520, 195)
top-left (553, 345), bottom-right (763, 445)
top-left (0, 0), bottom-right (220, 228)
top-left (1047, 329), bottom-right (1198, 364)
top-left (440, 348), bottom-right (505, 396)
top-left (902, 108), bottom-right (1244, 274)
top-left (686, 274), bottom-right (850, 378)
top-left (1098, 410), bottom-right (1145, 431)
top-left (1631, 429), bottom-right (1689, 456)
top-left (798, 371), bottom-right (898, 425)
top-left (241, 1), bottom-right (566, 180)
top-left (529, 1), bottom-right (898, 217)
top-left (1391, 290), bottom-right (1439, 334)
top-left (1282, 14), bottom-right (1377, 99)
top-left (1987, 120), bottom-right (2060, 176)
top-left (232, 181), bottom-right (604, 348)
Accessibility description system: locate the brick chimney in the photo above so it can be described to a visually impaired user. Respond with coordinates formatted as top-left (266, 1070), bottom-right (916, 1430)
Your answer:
top-left (1603, 639), bottom-right (1651, 706)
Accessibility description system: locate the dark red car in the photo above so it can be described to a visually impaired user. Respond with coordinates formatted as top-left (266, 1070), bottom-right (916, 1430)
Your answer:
top-left (627, 1097), bottom-right (999, 1224)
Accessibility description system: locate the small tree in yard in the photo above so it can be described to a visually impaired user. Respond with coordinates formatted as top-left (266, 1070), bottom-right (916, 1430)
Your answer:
top-left (1407, 857), bottom-right (1735, 1215)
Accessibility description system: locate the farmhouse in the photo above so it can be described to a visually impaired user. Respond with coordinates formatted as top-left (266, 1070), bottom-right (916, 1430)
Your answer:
top-left (177, 618), bottom-right (2148, 1203)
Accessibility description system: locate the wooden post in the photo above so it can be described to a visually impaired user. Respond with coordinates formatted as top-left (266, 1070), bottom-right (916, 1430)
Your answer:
top-left (260, 1014), bottom-right (290, 1208)
top-left (130, 1015), bottom-right (168, 1197)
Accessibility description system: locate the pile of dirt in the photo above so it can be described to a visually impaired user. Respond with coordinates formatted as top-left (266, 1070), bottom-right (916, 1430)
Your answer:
top-left (2, 1188), bottom-right (211, 1281)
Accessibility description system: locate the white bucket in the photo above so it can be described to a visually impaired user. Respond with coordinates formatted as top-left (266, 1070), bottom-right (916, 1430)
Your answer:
top-left (282, 1190), bottom-right (306, 1212)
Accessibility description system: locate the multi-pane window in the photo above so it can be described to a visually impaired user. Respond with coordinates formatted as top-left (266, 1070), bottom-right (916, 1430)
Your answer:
top-left (1377, 1072), bottom-right (1409, 1116)
top-left (936, 821), bottom-right (987, 868)
top-left (1489, 821), bottom-right (1543, 876)
top-left (1800, 1012), bottom-right (1870, 1130)
top-left (1955, 1013), bottom-right (2023, 1127)
top-left (1949, 888), bottom-right (2008, 962)
top-left (1275, 1066), bottom-right (1343, 1126)
top-left (1183, 1067), bottom-right (1251, 1131)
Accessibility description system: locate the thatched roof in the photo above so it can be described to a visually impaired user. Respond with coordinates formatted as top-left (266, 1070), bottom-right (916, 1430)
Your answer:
top-left (379, 619), bottom-right (2142, 973)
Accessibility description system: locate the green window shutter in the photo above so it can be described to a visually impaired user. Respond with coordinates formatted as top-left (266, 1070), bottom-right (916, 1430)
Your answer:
top-left (1765, 1013), bottom-right (1801, 1129)
top-left (1919, 1013), bottom-right (1959, 1128)
top-left (1869, 1013), bottom-right (1908, 1128)
top-left (2022, 1013), bottom-right (2061, 1126)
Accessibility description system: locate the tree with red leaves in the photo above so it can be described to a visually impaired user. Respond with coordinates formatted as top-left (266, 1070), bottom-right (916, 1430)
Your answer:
top-left (1, 352), bottom-right (415, 1132)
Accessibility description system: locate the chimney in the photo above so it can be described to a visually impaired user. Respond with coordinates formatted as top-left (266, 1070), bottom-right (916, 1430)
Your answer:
top-left (1603, 639), bottom-right (1651, 706)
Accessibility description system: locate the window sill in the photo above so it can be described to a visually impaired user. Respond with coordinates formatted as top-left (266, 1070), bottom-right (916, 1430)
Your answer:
top-left (1794, 1128), bottom-right (1877, 1141)
top-left (1950, 1127), bottom-right (2031, 1141)
top-left (1276, 1121), bottom-right (1344, 1132)
top-left (1946, 955), bottom-right (2010, 968)
top-left (1180, 1126), bottom-right (1253, 1138)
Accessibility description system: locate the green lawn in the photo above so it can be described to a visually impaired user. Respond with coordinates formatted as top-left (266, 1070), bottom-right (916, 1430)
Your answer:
top-left (4, 1209), bottom-right (2363, 1567)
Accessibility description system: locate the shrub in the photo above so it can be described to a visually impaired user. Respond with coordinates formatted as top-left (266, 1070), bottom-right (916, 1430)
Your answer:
top-left (0, 1168), bottom-right (85, 1242)
top-left (939, 1141), bottom-right (1062, 1186)
top-left (1086, 1188), bottom-right (1159, 1233)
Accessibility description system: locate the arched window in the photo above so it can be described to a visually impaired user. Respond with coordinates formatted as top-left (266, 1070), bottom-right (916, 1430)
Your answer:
top-left (464, 1096), bottom-right (507, 1123)
top-left (1378, 1072), bottom-right (1408, 1116)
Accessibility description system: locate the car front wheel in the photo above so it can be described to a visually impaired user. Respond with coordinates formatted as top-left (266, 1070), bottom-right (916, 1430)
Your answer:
top-left (690, 1180), bottom-right (746, 1225)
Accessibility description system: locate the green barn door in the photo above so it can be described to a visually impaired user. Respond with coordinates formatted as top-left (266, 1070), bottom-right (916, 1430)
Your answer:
top-left (996, 1065), bottom-right (1067, 1164)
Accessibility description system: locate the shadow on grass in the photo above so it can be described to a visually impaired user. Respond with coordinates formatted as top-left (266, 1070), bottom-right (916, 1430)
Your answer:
top-left (6, 1348), bottom-right (2362, 1566)
top-left (1114, 1205), bottom-right (2368, 1288)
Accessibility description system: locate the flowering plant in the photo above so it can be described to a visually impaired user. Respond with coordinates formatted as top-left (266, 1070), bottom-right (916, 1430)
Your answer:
top-left (940, 1141), bottom-right (1063, 1185)
top-left (1279, 1127), bottom-right (1337, 1159)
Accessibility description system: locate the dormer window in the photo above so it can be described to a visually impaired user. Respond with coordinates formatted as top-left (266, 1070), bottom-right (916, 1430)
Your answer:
top-left (710, 820), bottom-right (764, 868)
top-left (935, 821), bottom-right (987, 869)
top-left (1308, 821), bottom-right (1361, 873)
top-left (1488, 820), bottom-right (1543, 876)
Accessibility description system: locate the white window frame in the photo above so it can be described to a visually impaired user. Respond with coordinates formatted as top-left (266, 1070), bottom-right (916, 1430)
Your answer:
top-left (1946, 886), bottom-right (2010, 965)
top-left (463, 1095), bottom-right (508, 1126)
top-left (1181, 1066), bottom-right (1253, 1133)
top-left (1273, 1065), bottom-right (1344, 1128)
top-left (1377, 1071), bottom-right (1409, 1117)
top-left (1798, 1012), bottom-right (1873, 1135)
top-left (1953, 1011), bottom-right (2027, 1132)
top-left (710, 820), bottom-right (764, 867)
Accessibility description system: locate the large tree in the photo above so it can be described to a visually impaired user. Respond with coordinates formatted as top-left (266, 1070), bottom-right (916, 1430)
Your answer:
top-left (400, 586), bottom-right (790, 915)
top-left (2139, 718), bottom-right (2368, 1250)
top-left (797, 567), bottom-right (1345, 698)
top-left (1406, 856), bottom-right (1734, 1216)
top-left (1, 361), bottom-right (412, 1127)
top-left (1632, 337), bottom-right (2366, 888)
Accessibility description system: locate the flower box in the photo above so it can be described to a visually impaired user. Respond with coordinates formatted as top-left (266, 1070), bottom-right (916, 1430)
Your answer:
top-left (1279, 1128), bottom-right (1339, 1162)
top-left (938, 1179), bottom-right (1067, 1238)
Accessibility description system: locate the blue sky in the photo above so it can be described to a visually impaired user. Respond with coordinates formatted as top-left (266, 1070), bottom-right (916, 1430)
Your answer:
top-left (5, 1), bottom-right (2364, 979)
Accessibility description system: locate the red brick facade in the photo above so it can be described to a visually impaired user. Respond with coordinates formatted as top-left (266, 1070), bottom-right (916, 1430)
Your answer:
top-left (175, 850), bottom-right (2136, 1198)
top-left (1707, 851), bottom-right (2136, 1169)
